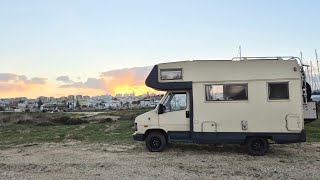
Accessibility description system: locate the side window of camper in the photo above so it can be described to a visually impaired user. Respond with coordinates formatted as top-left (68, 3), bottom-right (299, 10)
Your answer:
top-left (163, 93), bottom-right (187, 112)
top-left (205, 84), bottom-right (248, 101)
top-left (268, 82), bottom-right (289, 100)
top-left (160, 69), bottom-right (183, 80)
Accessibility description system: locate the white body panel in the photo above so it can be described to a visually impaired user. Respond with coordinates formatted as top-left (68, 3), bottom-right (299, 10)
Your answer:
top-left (192, 80), bottom-right (303, 133)
top-left (135, 59), bottom-right (309, 138)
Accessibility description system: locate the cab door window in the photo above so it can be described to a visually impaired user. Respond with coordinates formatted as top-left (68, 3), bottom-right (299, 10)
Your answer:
top-left (163, 93), bottom-right (187, 112)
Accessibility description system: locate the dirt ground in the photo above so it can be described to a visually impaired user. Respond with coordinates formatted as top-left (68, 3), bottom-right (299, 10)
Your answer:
top-left (0, 142), bottom-right (320, 180)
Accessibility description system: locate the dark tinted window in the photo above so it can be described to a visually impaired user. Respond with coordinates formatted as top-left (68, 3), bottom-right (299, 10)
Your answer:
top-left (205, 84), bottom-right (248, 101)
top-left (268, 82), bottom-right (289, 100)
top-left (160, 69), bottom-right (182, 80)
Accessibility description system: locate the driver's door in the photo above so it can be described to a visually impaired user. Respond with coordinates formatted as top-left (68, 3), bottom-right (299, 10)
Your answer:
top-left (159, 91), bottom-right (190, 141)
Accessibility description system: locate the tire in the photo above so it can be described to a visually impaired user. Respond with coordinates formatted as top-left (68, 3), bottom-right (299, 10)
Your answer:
top-left (145, 132), bottom-right (167, 152)
top-left (246, 137), bottom-right (269, 156)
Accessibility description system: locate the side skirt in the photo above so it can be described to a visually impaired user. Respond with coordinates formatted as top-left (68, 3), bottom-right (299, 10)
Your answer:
top-left (167, 131), bottom-right (306, 144)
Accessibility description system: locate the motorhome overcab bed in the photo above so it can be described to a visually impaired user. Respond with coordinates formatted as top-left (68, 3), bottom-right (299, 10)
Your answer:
top-left (133, 57), bottom-right (317, 156)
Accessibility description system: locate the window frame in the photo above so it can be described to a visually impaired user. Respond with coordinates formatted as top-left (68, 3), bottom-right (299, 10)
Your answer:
top-left (160, 68), bottom-right (183, 80)
top-left (162, 92), bottom-right (187, 113)
top-left (267, 81), bottom-right (290, 101)
top-left (205, 83), bottom-right (249, 102)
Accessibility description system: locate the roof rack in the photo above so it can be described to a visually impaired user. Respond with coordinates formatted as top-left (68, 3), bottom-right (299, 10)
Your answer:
top-left (232, 56), bottom-right (298, 61)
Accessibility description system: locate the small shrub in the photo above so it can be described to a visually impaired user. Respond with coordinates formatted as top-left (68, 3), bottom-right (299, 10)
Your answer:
top-left (35, 121), bottom-right (55, 126)
top-left (53, 116), bottom-right (71, 124)
top-left (1, 117), bottom-right (12, 123)
top-left (16, 119), bottom-right (33, 124)
top-left (52, 116), bottom-right (88, 125)
top-left (65, 118), bottom-right (89, 125)
top-left (99, 118), bottom-right (113, 123)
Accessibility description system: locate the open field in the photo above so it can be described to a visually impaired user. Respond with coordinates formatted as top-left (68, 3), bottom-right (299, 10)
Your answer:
top-left (0, 109), bottom-right (152, 147)
top-left (0, 141), bottom-right (320, 179)
top-left (0, 109), bottom-right (320, 179)
top-left (1, 109), bottom-right (320, 146)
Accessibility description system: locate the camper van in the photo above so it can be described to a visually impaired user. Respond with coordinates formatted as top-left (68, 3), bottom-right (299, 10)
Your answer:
top-left (133, 57), bottom-right (317, 156)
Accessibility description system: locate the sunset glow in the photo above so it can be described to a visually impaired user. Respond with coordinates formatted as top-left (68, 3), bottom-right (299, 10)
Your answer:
top-left (112, 85), bottom-right (155, 96)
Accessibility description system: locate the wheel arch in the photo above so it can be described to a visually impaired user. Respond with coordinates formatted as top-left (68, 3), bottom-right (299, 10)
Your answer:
top-left (144, 129), bottom-right (168, 141)
top-left (244, 135), bottom-right (273, 143)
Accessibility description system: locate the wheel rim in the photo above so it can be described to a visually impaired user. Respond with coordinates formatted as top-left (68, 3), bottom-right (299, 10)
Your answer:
top-left (150, 137), bottom-right (161, 149)
top-left (251, 139), bottom-right (265, 152)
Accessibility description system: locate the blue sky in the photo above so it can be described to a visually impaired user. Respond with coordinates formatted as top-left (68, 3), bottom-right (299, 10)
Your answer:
top-left (0, 0), bottom-right (319, 97)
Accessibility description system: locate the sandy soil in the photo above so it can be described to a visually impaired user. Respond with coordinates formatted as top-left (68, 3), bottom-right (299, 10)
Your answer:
top-left (0, 142), bottom-right (320, 180)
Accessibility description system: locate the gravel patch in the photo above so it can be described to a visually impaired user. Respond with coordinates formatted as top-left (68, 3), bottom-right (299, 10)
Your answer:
top-left (0, 142), bottom-right (319, 179)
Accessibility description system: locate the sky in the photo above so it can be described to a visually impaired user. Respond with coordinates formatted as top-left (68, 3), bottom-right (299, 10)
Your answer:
top-left (0, 0), bottom-right (319, 98)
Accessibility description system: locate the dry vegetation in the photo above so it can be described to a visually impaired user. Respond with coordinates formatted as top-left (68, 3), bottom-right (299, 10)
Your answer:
top-left (0, 109), bottom-right (320, 179)
top-left (0, 109), bottom-right (152, 147)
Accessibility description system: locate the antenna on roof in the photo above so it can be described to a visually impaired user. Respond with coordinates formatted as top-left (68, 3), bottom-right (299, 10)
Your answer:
top-left (315, 49), bottom-right (320, 90)
top-left (239, 46), bottom-right (242, 60)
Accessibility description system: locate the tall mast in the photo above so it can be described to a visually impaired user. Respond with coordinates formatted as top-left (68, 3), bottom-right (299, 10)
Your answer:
top-left (310, 61), bottom-right (315, 90)
top-left (316, 49), bottom-right (320, 90)
top-left (310, 61), bottom-right (319, 90)
top-left (306, 63), bottom-right (311, 83)
top-left (301, 52), bottom-right (310, 83)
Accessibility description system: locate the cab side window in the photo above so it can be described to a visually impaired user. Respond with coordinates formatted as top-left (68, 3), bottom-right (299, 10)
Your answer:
top-left (163, 93), bottom-right (187, 112)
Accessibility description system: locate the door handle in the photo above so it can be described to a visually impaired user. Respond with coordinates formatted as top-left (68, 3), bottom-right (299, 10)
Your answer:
top-left (186, 111), bottom-right (190, 118)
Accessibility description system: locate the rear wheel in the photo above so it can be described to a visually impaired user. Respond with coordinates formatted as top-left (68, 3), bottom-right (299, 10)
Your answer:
top-left (246, 137), bottom-right (269, 156)
top-left (145, 132), bottom-right (167, 152)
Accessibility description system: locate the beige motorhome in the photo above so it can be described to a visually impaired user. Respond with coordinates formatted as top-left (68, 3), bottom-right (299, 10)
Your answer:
top-left (133, 57), bottom-right (317, 156)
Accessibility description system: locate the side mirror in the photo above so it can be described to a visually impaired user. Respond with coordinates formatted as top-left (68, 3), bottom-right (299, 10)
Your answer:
top-left (158, 104), bottom-right (165, 114)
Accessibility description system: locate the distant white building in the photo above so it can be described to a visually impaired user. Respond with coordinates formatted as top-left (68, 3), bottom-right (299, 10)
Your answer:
top-left (83, 96), bottom-right (90, 99)
top-left (78, 99), bottom-right (90, 107)
top-left (104, 99), bottom-right (121, 109)
top-left (68, 95), bottom-right (75, 101)
top-left (115, 94), bottom-right (123, 98)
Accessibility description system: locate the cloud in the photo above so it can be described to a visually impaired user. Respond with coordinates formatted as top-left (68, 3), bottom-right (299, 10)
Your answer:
top-left (59, 78), bottom-right (105, 90)
top-left (0, 73), bottom-right (25, 82)
top-left (100, 66), bottom-right (153, 94)
top-left (0, 83), bottom-right (21, 91)
top-left (57, 66), bottom-right (154, 95)
top-left (101, 66), bottom-right (152, 86)
top-left (28, 77), bottom-right (47, 84)
top-left (0, 73), bottom-right (48, 98)
top-left (56, 76), bottom-right (74, 84)
top-left (0, 73), bottom-right (47, 85)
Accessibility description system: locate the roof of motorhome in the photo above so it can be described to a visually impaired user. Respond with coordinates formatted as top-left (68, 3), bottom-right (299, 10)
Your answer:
top-left (156, 59), bottom-right (301, 82)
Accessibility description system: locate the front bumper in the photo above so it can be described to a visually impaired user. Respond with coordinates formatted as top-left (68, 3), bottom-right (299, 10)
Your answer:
top-left (133, 133), bottom-right (144, 141)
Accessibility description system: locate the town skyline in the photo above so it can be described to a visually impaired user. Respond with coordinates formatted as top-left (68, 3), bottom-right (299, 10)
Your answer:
top-left (0, 91), bottom-right (163, 112)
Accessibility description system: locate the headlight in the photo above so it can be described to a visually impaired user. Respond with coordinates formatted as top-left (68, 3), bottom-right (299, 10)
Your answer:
top-left (134, 123), bottom-right (138, 131)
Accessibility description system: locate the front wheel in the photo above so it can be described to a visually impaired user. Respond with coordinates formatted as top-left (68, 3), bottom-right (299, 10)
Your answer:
top-left (145, 132), bottom-right (167, 152)
top-left (246, 137), bottom-right (269, 156)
